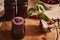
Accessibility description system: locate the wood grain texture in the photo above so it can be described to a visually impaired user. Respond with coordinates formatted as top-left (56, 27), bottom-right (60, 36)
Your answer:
top-left (0, 18), bottom-right (57, 40)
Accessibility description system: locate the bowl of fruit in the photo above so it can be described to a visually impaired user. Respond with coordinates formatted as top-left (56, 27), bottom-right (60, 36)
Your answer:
top-left (40, 0), bottom-right (59, 4)
top-left (39, 0), bottom-right (60, 10)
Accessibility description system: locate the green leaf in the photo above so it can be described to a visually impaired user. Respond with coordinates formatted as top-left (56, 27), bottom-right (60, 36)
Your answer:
top-left (38, 13), bottom-right (50, 21)
top-left (36, 4), bottom-right (45, 13)
top-left (28, 8), bottom-right (36, 13)
top-left (28, 8), bottom-right (36, 14)
top-left (38, 2), bottom-right (46, 10)
top-left (28, 2), bottom-right (50, 21)
top-left (28, 8), bottom-right (36, 18)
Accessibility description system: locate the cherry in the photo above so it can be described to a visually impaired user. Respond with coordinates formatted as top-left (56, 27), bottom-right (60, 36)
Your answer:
top-left (47, 20), bottom-right (55, 25)
top-left (52, 18), bottom-right (57, 22)
top-left (32, 15), bottom-right (39, 19)
top-left (57, 18), bottom-right (60, 21)
top-left (40, 0), bottom-right (59, 4)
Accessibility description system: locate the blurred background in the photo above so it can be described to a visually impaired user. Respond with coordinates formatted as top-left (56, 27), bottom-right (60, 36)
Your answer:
top-left (0, 0), bottom-right (4, 6)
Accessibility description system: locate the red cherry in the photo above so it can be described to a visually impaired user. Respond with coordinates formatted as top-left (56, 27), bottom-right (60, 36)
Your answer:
top-left (32, 15), bottom-right (39, 19)
top-left (50, 20), bottom-right (55, 24)
top-left (51, 1), bottom-right (55, 4)
top-left (52, 18), bottom-right (57, 22)
top-left (47, 20), bottom-right (55, 25)
top-left (40, 0), bottom-right (59, 4)
top-left (57, 18), bottom-right (60, 21)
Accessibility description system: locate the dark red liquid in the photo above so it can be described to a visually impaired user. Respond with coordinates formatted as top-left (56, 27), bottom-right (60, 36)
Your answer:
top-left (11, 17), bottom-right (25, 40)
top-left (4, 0), bottom-right (16, 21)
top-left (17, 6), bottom-right (27, 18)
top-left (12, 23), bottom-right (25, 40)
top-left (17, 0), bottom-right (28, 18)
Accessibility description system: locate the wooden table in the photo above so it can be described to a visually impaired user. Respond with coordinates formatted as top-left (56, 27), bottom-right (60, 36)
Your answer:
top-left (0, 18), bottom-right (58, 40)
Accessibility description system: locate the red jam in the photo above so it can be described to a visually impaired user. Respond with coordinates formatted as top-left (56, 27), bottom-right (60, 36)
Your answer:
top-left (4, 0), bottom-right (16, 21)
top-left (11, 17), bottom-right (25, 40)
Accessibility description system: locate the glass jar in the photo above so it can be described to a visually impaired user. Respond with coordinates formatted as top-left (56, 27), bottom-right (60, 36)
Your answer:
top-left (4, 0), bottom-right (16, 21)
top-left (17, 0), bottom-right (28, 18)
top-left (11, 17), bottom-right (25, 40)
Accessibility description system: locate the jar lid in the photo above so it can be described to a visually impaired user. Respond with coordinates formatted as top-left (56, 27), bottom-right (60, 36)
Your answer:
top-left (12, 17), bottom-right (24, 25)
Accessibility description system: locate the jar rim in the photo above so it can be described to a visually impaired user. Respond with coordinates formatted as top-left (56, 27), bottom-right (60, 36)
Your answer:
top-left (12, 17), bottom-right (24, 25)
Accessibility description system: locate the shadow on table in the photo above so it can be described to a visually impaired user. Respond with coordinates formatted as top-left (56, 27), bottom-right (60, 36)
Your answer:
top-left (25, 25), bottom-right (46, 36)
top-left (0, 30), bottom-right (14, 40)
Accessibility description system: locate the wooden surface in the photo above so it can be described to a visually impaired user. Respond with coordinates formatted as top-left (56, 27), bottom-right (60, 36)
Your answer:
top-left (0, 0), bottom-right (60, 40)
top-left (0, 18), bottom-right (57, 40)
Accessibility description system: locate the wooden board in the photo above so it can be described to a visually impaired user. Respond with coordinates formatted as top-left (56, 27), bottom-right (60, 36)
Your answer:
top-left (0, 18), bottom-right (57, 40)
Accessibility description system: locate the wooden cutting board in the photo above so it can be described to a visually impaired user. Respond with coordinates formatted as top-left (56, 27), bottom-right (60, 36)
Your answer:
top-left (0, 18), bottom-right (57, 40)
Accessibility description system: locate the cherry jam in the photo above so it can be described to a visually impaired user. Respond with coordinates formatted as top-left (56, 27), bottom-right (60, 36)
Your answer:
top-left (17, 0), bottom-right (28, 18)
top-left (4, 0), bottom-right (16, 21)
top-left (11, 17), bottom-right (25, 40)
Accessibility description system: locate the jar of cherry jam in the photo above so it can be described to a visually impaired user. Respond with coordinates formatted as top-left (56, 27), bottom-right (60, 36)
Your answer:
top-left (4, 0), bottom-right (16, 21)
top-left (11, 17), bottom-right (25, 40)
top-left (17, 0), bottom-right (28, 18)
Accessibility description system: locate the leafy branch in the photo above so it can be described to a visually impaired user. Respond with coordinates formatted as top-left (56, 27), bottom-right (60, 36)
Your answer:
top-left (28, 2), bottom-right (50, 21)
